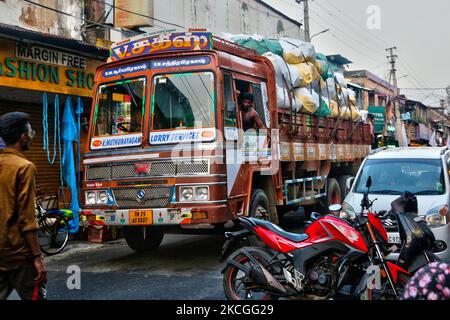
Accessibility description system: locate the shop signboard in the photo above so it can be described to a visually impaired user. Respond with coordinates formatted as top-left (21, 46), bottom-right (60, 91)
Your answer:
top-left (368, 106), bottom-right (386, 133)
top-left (0, 39), bottom-right (102, 97)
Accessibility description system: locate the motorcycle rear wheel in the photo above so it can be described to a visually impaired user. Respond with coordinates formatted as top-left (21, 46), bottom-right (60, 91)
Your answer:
top-left (223, 250), bottom-right (279, 300)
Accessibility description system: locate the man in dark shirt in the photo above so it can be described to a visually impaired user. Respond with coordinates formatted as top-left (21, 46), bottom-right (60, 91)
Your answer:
top-left (0, 112), bottom-right (47, 300)
top-left (239, 92), bottom-right (265, 131)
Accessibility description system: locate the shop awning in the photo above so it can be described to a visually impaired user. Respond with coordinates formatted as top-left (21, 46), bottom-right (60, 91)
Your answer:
top-left (346, 82), bottom-right (371, 91)
top-left (0, 22), bottom-right (109, 60)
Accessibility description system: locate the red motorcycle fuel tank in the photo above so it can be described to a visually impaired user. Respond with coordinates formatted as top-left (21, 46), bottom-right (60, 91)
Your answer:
top-left (253, 215), bottom-right (368, 254)
top-left (306, 215), bottom-right (369, 253)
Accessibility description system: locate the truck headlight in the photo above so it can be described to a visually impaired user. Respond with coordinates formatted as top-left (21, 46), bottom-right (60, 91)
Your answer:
top-left (97, 191), bottom-right (108, 205)
top-left (181, 187), bottom-right (194, 201)
top-left (425, 205), bottom-right (449, 227)
top-left (86, 192), bottom-right (96, 205)
top-left (195, 187), bottom-right (209, 201)
top-left (180, 186), bottom-right (209, 201)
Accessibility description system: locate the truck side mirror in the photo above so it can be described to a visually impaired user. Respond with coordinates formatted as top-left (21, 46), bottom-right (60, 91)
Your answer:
top-left (346, 177), bottom-right (355, 190)
top-left (227, 101), bottom-right (236, 119)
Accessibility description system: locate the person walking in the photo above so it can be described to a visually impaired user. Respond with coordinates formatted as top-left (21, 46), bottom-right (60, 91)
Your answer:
top-left (0, 112), bottom-right (47, 300)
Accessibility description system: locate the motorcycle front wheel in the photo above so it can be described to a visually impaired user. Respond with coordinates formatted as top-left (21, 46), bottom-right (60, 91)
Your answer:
top-left (223, 250), bottom-right (279, 300)
top-left (360, 273), bottom-right (410, 300)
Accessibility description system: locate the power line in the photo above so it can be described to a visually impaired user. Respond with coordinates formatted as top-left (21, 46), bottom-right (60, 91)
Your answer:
top-left (23, 0), bottom-right (138, 36)
top-left (308, 16), bottom-right (385, 76)
top-left (400, 88), bottom-right (446, 91)
top-left (91, 0), bottom-right (185, 29)
top-left (321, 0), bottom-right (393, 48)
top-left (312, 1), bottom-right (436, 97)
top-left (308, 14), bottom-right (386, 66)
top-left (312, 1), bottom-right (387, 56)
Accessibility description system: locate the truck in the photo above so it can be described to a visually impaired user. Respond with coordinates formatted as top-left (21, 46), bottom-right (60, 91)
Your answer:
top-left (81, 31), bottom-right (372, 252)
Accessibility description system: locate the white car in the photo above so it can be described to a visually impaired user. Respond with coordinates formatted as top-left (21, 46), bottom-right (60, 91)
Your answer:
top-left (343, 147), bottom-right (450, 260)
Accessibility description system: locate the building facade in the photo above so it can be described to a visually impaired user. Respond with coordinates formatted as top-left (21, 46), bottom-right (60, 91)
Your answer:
top-left (0, 1), bottom-right (109, 195)
top-left (108, 0), bottom-right (305, 43)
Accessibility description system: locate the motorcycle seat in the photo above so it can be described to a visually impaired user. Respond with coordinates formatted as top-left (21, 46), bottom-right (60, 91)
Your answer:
top-left (248, 218), bottom-right (309, 243)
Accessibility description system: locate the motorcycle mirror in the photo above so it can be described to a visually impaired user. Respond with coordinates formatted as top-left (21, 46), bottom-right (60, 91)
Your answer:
top-left (365, 176), bottom-right (372, 189)
top-left (328, 204), bottom-right (342, 213)
top-left (311, 212), bottom-right (321, 221)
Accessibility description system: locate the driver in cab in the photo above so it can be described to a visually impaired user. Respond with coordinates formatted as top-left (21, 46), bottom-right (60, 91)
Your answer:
top-left (239, 92), bottom-right (265, 132)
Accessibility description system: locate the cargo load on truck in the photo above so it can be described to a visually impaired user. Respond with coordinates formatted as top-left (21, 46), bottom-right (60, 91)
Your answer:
top-left (221, 33), bottom-right (361, 121)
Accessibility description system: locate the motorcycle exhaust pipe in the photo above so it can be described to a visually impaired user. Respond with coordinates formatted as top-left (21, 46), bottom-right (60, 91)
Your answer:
top-left (248, 263), bottom-right (287, 294)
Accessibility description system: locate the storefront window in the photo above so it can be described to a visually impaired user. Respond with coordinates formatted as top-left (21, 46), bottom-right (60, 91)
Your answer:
top-left (93, 78), bottom-right (146, 136)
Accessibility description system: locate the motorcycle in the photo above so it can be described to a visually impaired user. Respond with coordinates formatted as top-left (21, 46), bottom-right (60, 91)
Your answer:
top-left (221, 177), bottom-right (439, 300)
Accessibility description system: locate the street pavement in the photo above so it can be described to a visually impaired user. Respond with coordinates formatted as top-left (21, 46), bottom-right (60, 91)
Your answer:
top-left (8, 214), bottom-right (305, 300)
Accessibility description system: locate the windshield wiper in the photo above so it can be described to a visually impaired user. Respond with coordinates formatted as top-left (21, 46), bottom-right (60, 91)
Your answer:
top-left (369, 190), bottom-right (403, 195)
top-left (414, 190), bottom-right (442, 195)
top-left (120, 75), bottom-right (139, 109)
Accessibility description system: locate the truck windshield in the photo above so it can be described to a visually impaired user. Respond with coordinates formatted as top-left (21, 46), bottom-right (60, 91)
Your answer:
top-left (93, 78), bottom-right (146, 136)
top-left (354, 158), bottom-right (445, 195)
top-left (150, 72), bottom-right (215, 131)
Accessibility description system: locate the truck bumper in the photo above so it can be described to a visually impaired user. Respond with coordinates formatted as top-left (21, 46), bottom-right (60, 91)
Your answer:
top-left (82, 205), bottom-right (229, 227)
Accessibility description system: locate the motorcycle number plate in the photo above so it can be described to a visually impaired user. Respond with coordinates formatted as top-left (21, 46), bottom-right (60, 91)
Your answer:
top-left (388, 232), bottom-right (401, 244)
top-left (129, 210), bottom-right (153, 225)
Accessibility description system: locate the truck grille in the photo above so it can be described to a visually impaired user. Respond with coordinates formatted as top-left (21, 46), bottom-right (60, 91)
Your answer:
top-left (86, 160), bottom-right (208, 180)
top-left (86, 166), bottom-right (111, 180)
top-left (113, 186), bottom-right (173, 208)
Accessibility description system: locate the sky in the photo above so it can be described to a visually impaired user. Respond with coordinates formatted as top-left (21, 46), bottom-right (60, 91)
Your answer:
top-left (262, 0), bottom-right (450, 106)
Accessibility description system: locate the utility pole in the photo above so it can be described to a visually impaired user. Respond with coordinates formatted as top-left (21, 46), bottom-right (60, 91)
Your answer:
top-left (386, 47), bottom-right (403, 146)
top-left (303, 0), bottom-right (310, 42)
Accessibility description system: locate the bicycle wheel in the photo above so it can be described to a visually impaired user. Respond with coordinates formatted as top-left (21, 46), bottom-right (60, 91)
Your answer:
top-left (38, 212), bottom-right (70, 256)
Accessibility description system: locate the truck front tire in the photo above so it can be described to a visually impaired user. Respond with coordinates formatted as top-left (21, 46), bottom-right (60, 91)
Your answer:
top-left (123, 226), bottom-right (164, 253)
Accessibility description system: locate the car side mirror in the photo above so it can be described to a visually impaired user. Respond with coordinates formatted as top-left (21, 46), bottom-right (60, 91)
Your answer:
top-left (346, 177), bottom-right (355, 190)
top-left (226, 101), bottom-right (236, 119)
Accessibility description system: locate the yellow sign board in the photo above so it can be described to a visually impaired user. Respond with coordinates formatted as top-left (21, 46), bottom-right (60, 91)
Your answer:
top-left (0, 39), bottom-right (103, 98)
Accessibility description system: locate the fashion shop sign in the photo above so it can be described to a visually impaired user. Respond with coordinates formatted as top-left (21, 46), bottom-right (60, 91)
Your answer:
top-left (0, 40), bottom-right (101, 97)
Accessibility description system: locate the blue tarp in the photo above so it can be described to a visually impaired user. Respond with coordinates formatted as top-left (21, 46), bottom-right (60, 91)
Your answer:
top-left (61, 97), bottom-right (79, 233)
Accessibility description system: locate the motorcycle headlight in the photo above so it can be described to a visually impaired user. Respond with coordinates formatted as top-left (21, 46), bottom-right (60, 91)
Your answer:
top-left (97, 191), bottom-right (108, 205)
top-left (86, 192), bottom-right (96, 205)
top-left (425, 205), bottom-right (449, 227)
top-left (180, 187), bottom-right (194, 201)
top-left (195, 187), bottom-right (209, 201)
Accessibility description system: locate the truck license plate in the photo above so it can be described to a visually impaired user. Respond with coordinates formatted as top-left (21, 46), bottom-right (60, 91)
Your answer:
top-left (388, 232), bottom-right (401, 244)
top-left (129, 210), bottom-right (153, 225)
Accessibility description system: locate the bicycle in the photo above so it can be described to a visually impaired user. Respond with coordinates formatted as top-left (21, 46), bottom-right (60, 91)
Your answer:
top-left (35, 191), bottom-right (72, 256)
